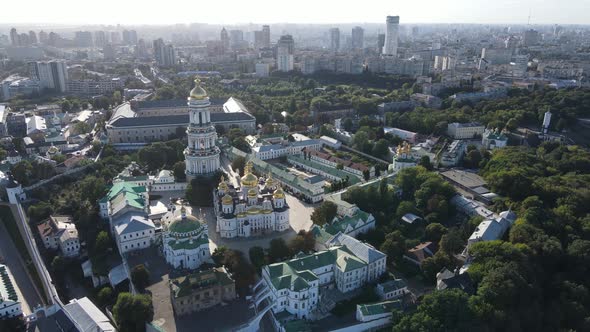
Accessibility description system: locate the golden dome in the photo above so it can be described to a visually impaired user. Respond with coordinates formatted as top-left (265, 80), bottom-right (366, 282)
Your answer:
top-left (189, 78), bottom-right (207, 100)
top-left (273, 187), bottom-right (285, 199)
top-left (247, 188), bottom-right (258, 198)
top-left (265, 172), bottom-right (275, 186)
top-left (222, 194), bottom-right (233, 205)
top-left (241, 170), bottom-right (258, 187)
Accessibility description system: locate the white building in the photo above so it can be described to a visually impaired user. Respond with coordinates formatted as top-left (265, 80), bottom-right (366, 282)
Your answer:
top-left (62, 297), bottom-right (116, 332)
top-left (447, 122), bottom-right (485, 139)
top-left (384, 127), bottom-right (417, 143)
top-left (98, 180), bottom-right (155, 254)
top-left (28, 60), bottom-right (69, 93)
top-left (252, 139), bottom-right (323, 161)
top-left (383, 16), bottom-right (400, 56)
top-left (253, 233), bottom-right (386, 320)
top-left (214, 165), bottom-right (289, 238)
top-left (0, 264), bottom-right (22, 318)
top-left (37, 215), bottom-right (80, 257)
top-left (162, 206), bottom-right (211, 270)
top-left (150, 169), bottom-right (187, 191)
top-left (184, 78), bottom-right (221, 179)
top-left (467, 210), bottom-right (517, 252)
top-left (375, 279), bottom-right (409, 300)
top-left (482, 128), bottom-right (508, 149)
top-left (113, 214), bottom-right (155, 254)
top-left (440, 140), bottom-right (466, 167)
top-left (255, 63), bottom-right (270, 77)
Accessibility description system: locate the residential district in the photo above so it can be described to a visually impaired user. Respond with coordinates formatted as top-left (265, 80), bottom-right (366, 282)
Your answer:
top-left (0, 13), bottom-right (588, 332)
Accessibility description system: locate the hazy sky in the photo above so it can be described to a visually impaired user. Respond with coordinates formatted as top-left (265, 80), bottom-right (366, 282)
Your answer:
top-left (2, 0), bottom-right (589, 25)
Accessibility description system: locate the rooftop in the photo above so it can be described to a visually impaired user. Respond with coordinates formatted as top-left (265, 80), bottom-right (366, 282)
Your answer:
top-left (170, 267), bottom-right (234, 298)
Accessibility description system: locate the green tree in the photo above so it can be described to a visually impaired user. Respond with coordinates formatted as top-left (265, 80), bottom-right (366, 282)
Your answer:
top-left (10, 160), bottom-right (33, 185)
top-left (131, 264), bottom-right (150, 290)
top-left (97, 287), bottom-right (114, 307)
top-left (268, 238), bottom-right (291, 262)
top-left (113, 292), bottom-right (154, 332)
top-left (310, 201), bottom-right (338, 226)
top-left (94, 231), bottom-right (112, 254)
top-left (248, 246), bottom-right (266, 271)
top-left (425, 223), bottom-right (448, 242)
top-left (393, 289), bottom-right (474, 332)
top-left (418, 155), bottom-right (433, 170)
top-left (172, 161), bottom-right (186, 182)
top-left (380, 231), bottom-right (406, 263)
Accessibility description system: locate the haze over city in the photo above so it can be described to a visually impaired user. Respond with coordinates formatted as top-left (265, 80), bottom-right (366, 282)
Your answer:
top-left (2, 0), bottom-right (590, 25)
top-left (0, 1), bottom-right (590, 332)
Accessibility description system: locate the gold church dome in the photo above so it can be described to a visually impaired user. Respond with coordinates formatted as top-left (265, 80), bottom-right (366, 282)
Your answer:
top-left (218, 176), bottom-right (229, 190)
top-left (222, 194), bottom-right (233, 205)
top-left (273, 187), bottom-right (285, 199)
top-left (241, 170), bottom-right (258, 187)
top-left (247, 188), bottom-right (258, 198)
top-left (189, 78), bottom-right (207, 100)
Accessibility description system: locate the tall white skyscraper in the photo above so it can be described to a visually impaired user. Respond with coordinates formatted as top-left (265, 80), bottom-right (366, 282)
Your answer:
top-left (330, 28), bottom-right (340, 53)
top-left (383, 16), bottom-right (400, 56)
top-left (28, 60), bottom-right (68, 93)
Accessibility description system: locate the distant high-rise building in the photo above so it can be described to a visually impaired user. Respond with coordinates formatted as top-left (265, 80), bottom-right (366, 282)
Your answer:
top-left (38, 31), bottom-right (48, 44)
top-left (330, 28), bottom-right (340, 53)
top-left (28, 60), bottom-right (68, 93)
top-left (351, 26), bottom-right (364, 49)
top-left (94, 31), bottom-right (107, 47)
top-left (18, 33), bottom-right (30, 46)
top-left (75, 31), bottom-right (93, 47)
top-left (229, 30), bottom-right (244, 50)
top-left (277, 35), bottom-right (294, 72)
top-left (523, 29), bottom-right (540, 47)
top-left (103, 43), bottom-right (116, 60)
top-left (136, 39), bottom-right (148, 58)
top-left (48, 32), bottom-right (60, 46)
top-left (28, 31), bottom-right (37, 44)
top-left (110, 31), bottom-right (121, 44)
top-left (122, 30), bottom-right (138, 45)
top-left (254, 31), bottom-right (263, 49)
top-left (262, 25), bottom-right (271, 48)
top-left (10, 28), bottom-right (19, 46)
top-left (383, 16), bottom-right (399, 56)
top-left (220, 28), bottom-right (229, 54)
top-left (377, 33), bottom-right (385, 52)
top-left (153, 38), bottom-right (176, 67)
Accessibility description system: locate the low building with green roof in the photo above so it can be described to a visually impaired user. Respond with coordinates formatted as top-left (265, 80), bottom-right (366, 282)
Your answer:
top-left (356, 300), bottom-right (404, 323)
top-left (169, 266), bottom-right (236, 316)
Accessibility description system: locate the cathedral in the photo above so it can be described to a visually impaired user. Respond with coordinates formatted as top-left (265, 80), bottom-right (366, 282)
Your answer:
top-left (184, 78), bottom-right (221, 180)
top-left (214, 162), bottom-right (290, 238)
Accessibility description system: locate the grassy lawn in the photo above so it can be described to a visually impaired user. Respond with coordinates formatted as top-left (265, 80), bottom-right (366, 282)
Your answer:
top-left (0, 205), bottom-right (47, 304)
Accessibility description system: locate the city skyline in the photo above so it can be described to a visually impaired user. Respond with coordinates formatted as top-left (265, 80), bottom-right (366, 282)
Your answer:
top-left (1, 0), bottom-right (590, 25)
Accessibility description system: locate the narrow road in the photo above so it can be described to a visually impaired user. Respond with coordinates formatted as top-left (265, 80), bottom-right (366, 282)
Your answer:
top-left (0, 220), bottom-right (43, 315)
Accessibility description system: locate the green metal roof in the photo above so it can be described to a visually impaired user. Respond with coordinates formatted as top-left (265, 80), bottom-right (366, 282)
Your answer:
top-left (358, 300), bottom-right (403, 316)
top-left (166, 236), bottom-right (209, 251)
